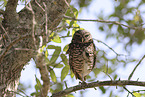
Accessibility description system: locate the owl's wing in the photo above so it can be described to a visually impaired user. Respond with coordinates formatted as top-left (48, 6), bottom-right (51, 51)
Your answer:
top-left (84, 42), bottom-right (96, 69)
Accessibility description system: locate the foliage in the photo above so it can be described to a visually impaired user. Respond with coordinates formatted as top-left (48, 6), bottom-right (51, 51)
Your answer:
top-left (98, 0), bottom-right (145, 49)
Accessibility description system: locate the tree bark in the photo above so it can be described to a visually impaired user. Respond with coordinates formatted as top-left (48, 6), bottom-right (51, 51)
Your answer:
top-left (0, 0), bottom-right (71, 96)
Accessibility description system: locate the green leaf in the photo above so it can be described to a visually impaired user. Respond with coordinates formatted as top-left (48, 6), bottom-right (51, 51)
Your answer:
top-left (72, 6), bottom-right (78, 18)
top-left (50, 69), bottom-right (57, 82)
top-left (52, 34), bottom-right (61, 43)
top-left (35, 75), bottom-right (42, 87)
top-left (70, 20), bottom-right (74, 26)
top-left (72, 29), bottom-right (76, 36)
top-left (63, 44), bottom-right (69, 52)
top-left (47, 45), bottom-right (61, 63)
top-left (113, 74), bottom-right (118, 80)
top-left (40, 45), bottom-right (46, 52)
top-left (99, 86), bottom-right (106, 94)
top-left (60, 53), bottom-right (68, 65)
top-left (66, 20), bottom-right (71, 25)
top-left (67, 94), bottom-right (75, 97)
top-left (93, 68), bottom-right (101, 77)
top-left (30, 92), bottom-right (37, 96)
top-left (55, 64), bottom-right (64, 68)
top-left (47, 45), bottom-right (56, 49)
top-left (35, 75), bottom-right (42, 93)
top-left (73, 23), bottom-right (79, 28)
top-left (44, 57), bottom-right (50, 64)
top-left (133, 92), bottom-right (141, 97)
top-left (67, 31), bottom-right (70, 36)
top-left (65, 5), bottom-right (78, 18)
top-left (70, 70), bottom-right (74, 78)
top-left (65, 9), bottom-right (73, 17)
top-left (45, 50), bottom-right (48, 57)
top-left (61, 65), bottom-right (69, 81)
top-left (109, 91), bottom-right (113, 97)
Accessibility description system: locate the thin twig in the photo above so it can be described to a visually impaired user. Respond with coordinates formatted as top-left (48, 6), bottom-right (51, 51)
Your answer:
top-left (64, 16), bottom-right (144, 30)
top-left (35, 0), bottom-right (45, 11)
top-left (123, 86), bottom-right (135, 97)
top-left (0, 24), bottom-right (11, 42)
top-left (103, 61), bottom-right (113, 81)
top-left (43, 2), bottom-right (49, 42)
top-left (133, 89), bottom-right (145, 93)
top-left (93, 38), bottom-right (124, 56)
top-left (26, 2), bottom-right (37, 49)
top-left (14, 48), bottom-right (35, 51)
top-left (103, 71), bottom-right (113, 81)
top-left (128, 55), bottom-right (145, 80)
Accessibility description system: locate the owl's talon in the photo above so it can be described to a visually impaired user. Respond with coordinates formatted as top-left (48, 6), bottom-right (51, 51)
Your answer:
top-left (79, 81), bottom-right (87, 85)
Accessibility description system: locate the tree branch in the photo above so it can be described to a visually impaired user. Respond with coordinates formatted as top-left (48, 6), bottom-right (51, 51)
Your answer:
top-left (123, 86), bottom-right (135, 97)
top-left (51, 80), bottom-right (145, 97)
top-left (93, 38), bottom-right (125, 56)
top-left (64, 16), bottom-right (144, 30)
top-left (4, 0), bottom-right (19, 26)
top-left (36, 52), bottom-right (50, 97)
top-left (128, 55), bottom-right (145, 80)
top-left (5, 0), bottom-right (18, 12)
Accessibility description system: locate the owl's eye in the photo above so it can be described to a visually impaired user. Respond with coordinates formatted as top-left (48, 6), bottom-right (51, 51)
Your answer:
top-left (85, 34), bottom-right (89, 37)
top-left (75, 35), bottom-right (80, 37)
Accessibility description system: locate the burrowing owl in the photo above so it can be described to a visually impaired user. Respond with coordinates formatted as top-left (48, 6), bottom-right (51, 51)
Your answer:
top-left (67, 30), bottom-right (96, 82)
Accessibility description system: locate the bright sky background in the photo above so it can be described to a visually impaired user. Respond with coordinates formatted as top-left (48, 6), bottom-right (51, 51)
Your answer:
top-left (18, 0), bottom-right (145, 97)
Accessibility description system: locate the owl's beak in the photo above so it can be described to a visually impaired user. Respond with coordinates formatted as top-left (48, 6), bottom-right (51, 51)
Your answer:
top-left (82, 38), bottom-right (84, 42)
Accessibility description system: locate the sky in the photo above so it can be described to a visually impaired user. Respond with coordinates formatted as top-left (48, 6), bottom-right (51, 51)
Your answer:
top-left (17, 0), bottom-right (145, 97)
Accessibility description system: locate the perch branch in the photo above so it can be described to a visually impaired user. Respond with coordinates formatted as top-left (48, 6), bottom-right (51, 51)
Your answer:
top-left (128, 55), bottom-right (145, 80)
top-left (51, 80), bottom-right (145, 97)
top-left (64, 16), bottom-right (144, 30)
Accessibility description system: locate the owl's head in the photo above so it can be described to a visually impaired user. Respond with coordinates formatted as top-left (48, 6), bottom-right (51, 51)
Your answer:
top-left (72, 30), bottom-right (92, 43)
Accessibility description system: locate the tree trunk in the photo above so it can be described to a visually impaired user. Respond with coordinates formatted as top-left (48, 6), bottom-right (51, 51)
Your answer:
top-left (0, 0), bottom-right (71, 96)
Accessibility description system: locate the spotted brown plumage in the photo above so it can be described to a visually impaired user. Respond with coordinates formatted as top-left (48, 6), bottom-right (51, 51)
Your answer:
top-left (67, 30), bottom-right (96, 82)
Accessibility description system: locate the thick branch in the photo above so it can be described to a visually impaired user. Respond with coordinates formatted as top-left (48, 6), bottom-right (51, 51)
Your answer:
top-left (5, 0), bottom-right (18, 12)
top-left (51, 80), bottom-right (145, 97)
top-left (36, 52), bottom-right (50, 97)
top-left (3, 0), bottom-right (18, 27)
top-left (0, 0), bottom-right (71, 96)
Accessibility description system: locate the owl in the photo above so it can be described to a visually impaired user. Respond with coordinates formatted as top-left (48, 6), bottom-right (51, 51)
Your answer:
top-left (67, 30), bottom-right (96, 82)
